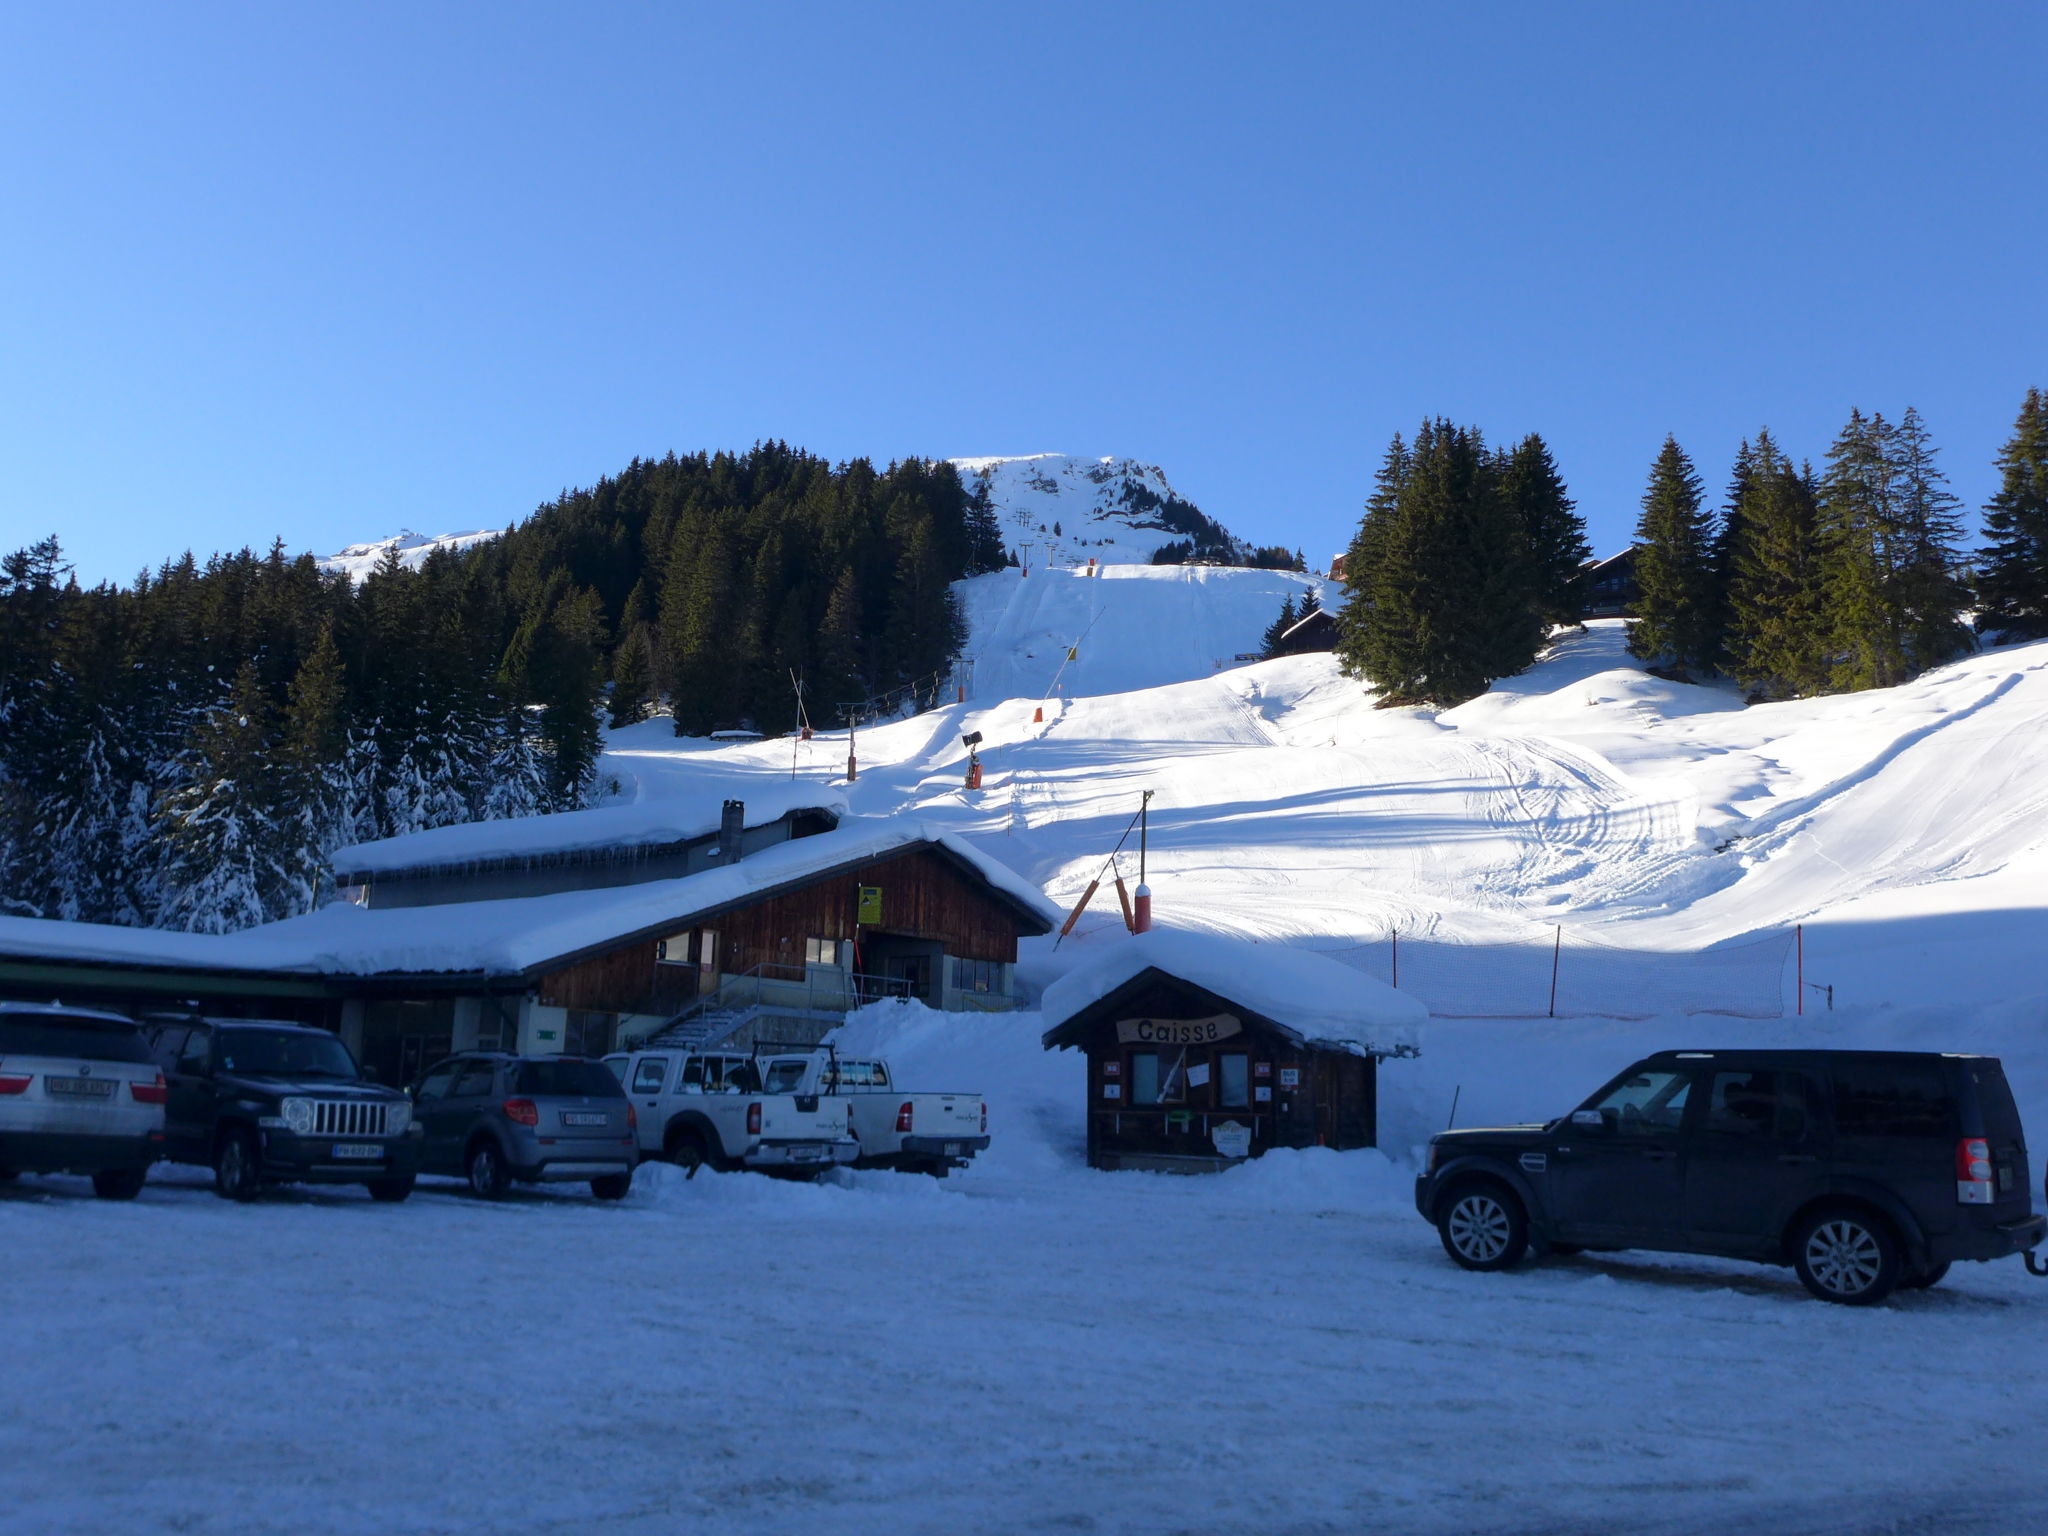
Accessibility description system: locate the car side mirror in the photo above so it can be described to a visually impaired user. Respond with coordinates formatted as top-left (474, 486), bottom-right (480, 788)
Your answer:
top-left (1570, 1109), bottom-right (1605, 1130)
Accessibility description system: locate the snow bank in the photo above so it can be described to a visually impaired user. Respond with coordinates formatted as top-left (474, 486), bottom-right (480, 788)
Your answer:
top-left (1038, 925), bottom-right (1426, 1055)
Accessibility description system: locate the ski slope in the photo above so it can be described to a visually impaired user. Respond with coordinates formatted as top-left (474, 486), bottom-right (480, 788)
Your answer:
top-left (952, 563), bottom-right (1327, 703)
top-left (604, 616), bottom-right (2048, 1015)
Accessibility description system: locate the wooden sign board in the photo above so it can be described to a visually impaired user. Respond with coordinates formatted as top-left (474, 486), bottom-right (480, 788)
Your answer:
top-left (1115, 1014), bottom-right (1241, 1046)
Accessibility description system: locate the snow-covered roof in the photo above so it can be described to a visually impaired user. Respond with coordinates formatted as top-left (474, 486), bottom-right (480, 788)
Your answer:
top-left (332, 783), bottom-right (847, 878)
top-left (1040, 928), bottom-right (1425, 1056)
top-left (0, 819), bottom-right (1058, 983)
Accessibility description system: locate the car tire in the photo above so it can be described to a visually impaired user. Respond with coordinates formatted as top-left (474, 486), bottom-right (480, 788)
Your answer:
top-left (466, 1140), bottom-right (510, 1200)
top-left (1899, 1259), bottom-right (1951, 1291)
top-left (92, 1168), bottom-right (146, 1201)
top-left (1437, 1180), bottom-right (1529, 1271)
top-left (1792, 1206), bottom-right (1902, 1305)
top-left (212, 1129), bottom-right (261, 1202)
top-left (590, 1172), bottom-right (632, 1201)
top-left (665, 1128), bottom-right (714, 1179)
top-left (366, 1176), bottom-right (415, 1203)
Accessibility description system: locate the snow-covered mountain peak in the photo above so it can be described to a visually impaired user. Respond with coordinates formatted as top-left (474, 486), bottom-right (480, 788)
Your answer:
top-left (317, 528), bottom-right (502, 584)
top-left (948, 453), bottom-right (1250, 569)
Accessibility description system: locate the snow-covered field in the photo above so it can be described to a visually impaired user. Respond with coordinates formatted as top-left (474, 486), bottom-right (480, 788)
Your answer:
top-left (6, 1002), bottom-right (2046, 1536)
top-left (9, 570), bottom-right (2048, 1534)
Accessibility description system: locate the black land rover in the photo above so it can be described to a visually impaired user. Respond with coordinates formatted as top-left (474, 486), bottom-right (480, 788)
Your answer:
top-left (1415, 1049), bottom-right (2045, 1305)
top-left (147, 1018), bottom-right (422, 1202)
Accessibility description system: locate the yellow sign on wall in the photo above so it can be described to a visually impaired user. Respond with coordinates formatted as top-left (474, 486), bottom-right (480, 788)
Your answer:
top-left (857, 886), bottom-right (883, 924)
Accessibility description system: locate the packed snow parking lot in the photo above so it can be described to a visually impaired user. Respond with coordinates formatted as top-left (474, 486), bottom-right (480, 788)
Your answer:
top-left (5, 1009), bottom-right (2047, 1536)
top-left (7, 595), bottom-right (2048, 1535)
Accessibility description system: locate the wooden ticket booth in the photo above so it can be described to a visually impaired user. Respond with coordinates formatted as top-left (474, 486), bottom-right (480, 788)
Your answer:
top-left (1041, 945), bottom-right (1412, 1174)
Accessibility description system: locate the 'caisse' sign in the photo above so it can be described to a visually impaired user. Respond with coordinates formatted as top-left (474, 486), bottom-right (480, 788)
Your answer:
top-left (1115, 1014), bottom-right (1241, 1045)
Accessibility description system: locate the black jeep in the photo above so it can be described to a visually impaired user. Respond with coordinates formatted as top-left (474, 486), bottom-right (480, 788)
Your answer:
top-left (1415, 1049), bottom-right (2045, 1304)
top-left (147, 1018), bottom-right (423, 1202)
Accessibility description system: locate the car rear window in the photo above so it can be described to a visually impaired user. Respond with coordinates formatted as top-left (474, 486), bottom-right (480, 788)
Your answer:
top-left (0, 1013), bottom-right (154, 1064)
top-left (1832, 1063), bottom-right (1952, 1138)
top-left (513, 1060), bottom-right (624, 1098)
top-left (1967, 1060), bottom-right (2025, 1145)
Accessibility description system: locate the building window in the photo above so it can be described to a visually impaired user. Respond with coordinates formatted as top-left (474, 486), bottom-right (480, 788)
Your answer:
top-left (1217, 1053), bottom-right (1250, 1109)
top-left (1129, 1050), bottom-right (1186, 1106)
top-left (954, 957), bottom-right (1003, 995)
top-left (564, 1010), bottom-right (618, 1057)
top-left (804, 937), bottom-right (840, 967)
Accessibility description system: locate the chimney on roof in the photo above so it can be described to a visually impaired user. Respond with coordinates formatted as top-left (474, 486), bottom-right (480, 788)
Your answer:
top-left (718, 799), bottom-right (744, 863)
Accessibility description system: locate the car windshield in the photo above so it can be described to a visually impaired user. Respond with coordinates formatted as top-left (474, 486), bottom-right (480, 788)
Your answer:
top-left (0, 1013), bottom-right (153, 1064)
top-left (217, 1028), bottom-right (360, 1080)
top-left (512, 1060), bottom-right (624, 1097)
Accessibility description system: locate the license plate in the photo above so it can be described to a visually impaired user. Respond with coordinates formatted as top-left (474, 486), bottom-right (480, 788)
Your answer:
top-left (789, 1146), bottom-right (825, 1161)
top-left (944, 1142), bottom-right (962, 1156)
top-left (332, 1143), bottom-right (383, 1160)
top-left (46, 1077), bottom-right (116, 1099)
top-left (562, 1112), bottom-right (607, 1127)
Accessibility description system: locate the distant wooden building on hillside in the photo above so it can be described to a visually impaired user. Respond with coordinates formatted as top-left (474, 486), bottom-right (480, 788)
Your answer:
top-left (1271, 605), bottom-right (1337, 656)
top-left (1576, 547), bottom-right (1641, 620)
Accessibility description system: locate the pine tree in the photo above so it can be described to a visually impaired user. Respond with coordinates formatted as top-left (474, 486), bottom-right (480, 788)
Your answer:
top-left (1888, 406), bottom-right (1970, 670)
top-left (277, 623), bottom-right (352, 914)
top-left (1724, 446), bottom-right (1828, 700)
top-left (157, 661), bottom-right (292, 932)
top-left (1498, 434), bottom-right (1590, 629)
top-left (1977, 387), bottom-right (2048, 637)
top-left (1628, 436), bottom-right (1717, 678)
top-left (1336, 420), bottom-right (1543, 705)
top-left (1261, 594), bottom-right (1299, 658)
top-left (1816, 409), bottom-right (1906, 691)
top-left (608, 623), bottom-right (655, 728)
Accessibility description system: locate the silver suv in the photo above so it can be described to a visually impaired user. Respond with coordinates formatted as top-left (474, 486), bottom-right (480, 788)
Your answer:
top-left (0, 1002), bottom-right (166, 1199)
top-left (409, 1053), bottom-right (637, 1200)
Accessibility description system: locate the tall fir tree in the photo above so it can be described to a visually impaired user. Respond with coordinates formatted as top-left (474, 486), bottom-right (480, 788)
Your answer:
top-left (608, 623), bottom-right (655, 728)
top-left (1497, 434), bottom-right (1590, 629)
top-left (1628, 437), bottom-right (1717, 678)
top-left (1977, 387), bottom-right (2048, 636)
top-left (1723, 445), bottom-right (1829, 700)
top-left (1261, 594), bottom-right (1299, 657)
top-left (157, 661), bottom-right (292, 933)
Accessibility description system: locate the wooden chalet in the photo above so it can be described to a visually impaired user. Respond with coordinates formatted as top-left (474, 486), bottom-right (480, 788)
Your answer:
top-left (1040, 930), bottom-right (1423, 1174)
top-left (0, 818), bottom-right (1059, 1087)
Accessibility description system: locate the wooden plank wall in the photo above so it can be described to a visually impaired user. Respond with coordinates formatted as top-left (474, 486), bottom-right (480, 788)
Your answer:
top-left (536, 847), bottom-right (1027, 1014)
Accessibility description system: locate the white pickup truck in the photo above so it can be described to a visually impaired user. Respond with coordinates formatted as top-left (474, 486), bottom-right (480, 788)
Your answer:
top-left (757, 1050), bottom-right (988, 1177)
top-left (603, 1049), bottom-right (856, 1176)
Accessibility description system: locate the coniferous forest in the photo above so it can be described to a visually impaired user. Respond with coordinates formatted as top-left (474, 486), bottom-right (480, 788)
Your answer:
top-left (1337, 392), bottom-right (2048, 709)
top-left (0, 445), bottom-right (1003, 933)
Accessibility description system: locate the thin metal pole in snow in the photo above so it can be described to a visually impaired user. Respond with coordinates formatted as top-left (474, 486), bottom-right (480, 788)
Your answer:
top-left (1548, 924), bottom-right (1562, 1018)
top-left (1796, 924), bottom-right (1803, 1017)
top-left (1391, 928), bottom-right (1399, 989)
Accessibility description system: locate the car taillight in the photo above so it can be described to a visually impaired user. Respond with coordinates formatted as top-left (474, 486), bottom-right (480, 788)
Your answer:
top-left (504, 1098), bottom-right (539, 1127)
top-left (980, 1101), bottom-right (988, 1134)
top-left (896, 1102), bottom-right (914, 1133)
top-left (0, 1073), bottom-right (30, 1095)
top-left (130, 1073), bottom-right (168, 1104)
top-left (626, 1104), bottom-right (637, 1131)
top-left (746, 1103), bottom-right (762, 1135)
top-left (1957, 1137), bottom-right (1993, 1204)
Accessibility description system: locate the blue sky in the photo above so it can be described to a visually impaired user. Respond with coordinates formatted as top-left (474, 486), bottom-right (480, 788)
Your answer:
top-left (3, 2), bottom-right (2043, 585)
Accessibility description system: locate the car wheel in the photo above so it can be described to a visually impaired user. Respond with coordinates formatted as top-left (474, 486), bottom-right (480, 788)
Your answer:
top-left (665, 1128), bottom-right (713, 1179)
top-left (1899, 1259), bottom-right (1951, 1291)
top-left (366, 1177), bottom-right (415, 1203)
top-left (466, 1141), bottom-right (510, 1200)
top-left (1437, 1181), bottom-right (1529, 1271)
top-left (212, 1129), bottom-right (261, 1202)
top-left (91, 1168), bottom-right (146, 1201)
top-left (590, 1172), bottom-right (632, 1201)
top-left (1792, 1206), bottom-right (1901, 1305)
